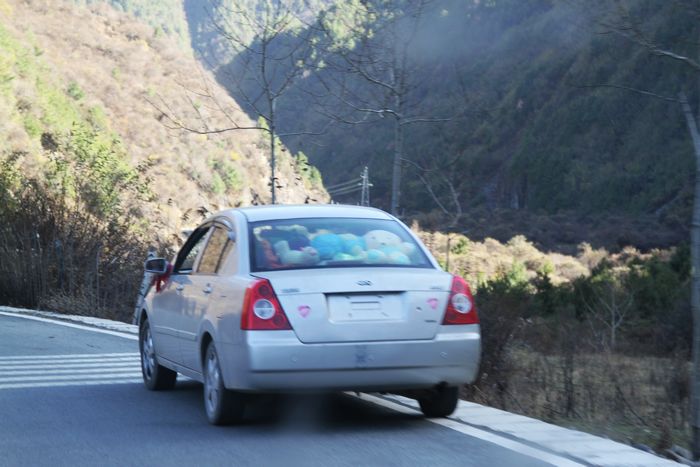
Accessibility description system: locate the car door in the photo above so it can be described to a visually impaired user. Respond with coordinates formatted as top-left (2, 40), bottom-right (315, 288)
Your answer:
top-left (151, 226), bottom-right (210, 365)
top-left (180, 223), bottom-right (236, 371)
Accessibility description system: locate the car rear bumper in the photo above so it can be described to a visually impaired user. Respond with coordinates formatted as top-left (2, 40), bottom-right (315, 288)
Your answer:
top-left (219, 325), bottom-right (480, 392)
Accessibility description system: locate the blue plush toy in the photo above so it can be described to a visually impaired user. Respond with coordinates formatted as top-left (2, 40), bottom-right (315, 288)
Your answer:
top-left (311, 233), bottom-right (344, 260)
top-left (339, 233), bottom-right (366, 255)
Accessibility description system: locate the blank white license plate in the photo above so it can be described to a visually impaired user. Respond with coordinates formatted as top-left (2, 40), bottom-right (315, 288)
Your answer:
top-left (327, 294), bottom-right (403, 322)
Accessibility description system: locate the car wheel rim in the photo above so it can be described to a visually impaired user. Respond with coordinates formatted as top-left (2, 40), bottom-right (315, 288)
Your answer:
top-left (205, 350), bottom-right (220, 415)
top-left (141, 324), bottom-right (155, 381)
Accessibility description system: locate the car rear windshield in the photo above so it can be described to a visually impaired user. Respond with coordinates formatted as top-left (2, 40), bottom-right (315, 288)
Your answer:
top-left (249, 217), bottom-right (432, 272)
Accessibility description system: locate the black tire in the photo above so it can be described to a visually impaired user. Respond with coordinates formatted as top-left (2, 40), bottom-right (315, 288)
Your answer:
top-left (139, 318), bottom-right (177, 391)
top-left (418, 385), bottom-right (459, 418)
top-left (203, 342), bottom-right (245, 425)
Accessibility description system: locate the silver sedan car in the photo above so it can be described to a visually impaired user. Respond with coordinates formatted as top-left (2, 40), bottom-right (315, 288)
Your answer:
top-left (136, 205), bottom-right (480, 425)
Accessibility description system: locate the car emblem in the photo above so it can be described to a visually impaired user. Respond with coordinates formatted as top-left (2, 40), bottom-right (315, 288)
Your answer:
top-left (357, 280), bottom-right (372, 286)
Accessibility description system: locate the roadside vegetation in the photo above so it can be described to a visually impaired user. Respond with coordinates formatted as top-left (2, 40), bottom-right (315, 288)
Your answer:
top-left (420, 228), bottom-right (691, 452)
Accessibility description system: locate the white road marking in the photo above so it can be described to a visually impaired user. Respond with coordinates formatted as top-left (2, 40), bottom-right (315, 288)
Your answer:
top-left (381, 395), bottom-right (676, 466)
top-left (0, 359), bottom-right (139, 368)
top-left (1, 367), bottom-right (141, 376)
top-left (0, 379), bottom-right (144, 390)
top-left (355, 393), bottom-right (585, 467)
top-left (0, 352), bottom-right (139, 361)
top-left (0, 349), bottom-right (143, 391)
top-left (0, 372), bottom-right (143, 383)
top-left (0, 311), bottom-right (138, 341)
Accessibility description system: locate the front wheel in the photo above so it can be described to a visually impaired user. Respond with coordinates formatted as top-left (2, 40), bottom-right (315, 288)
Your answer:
top-left (139, 318), bottom-right (177, 390)
top-left (203, 342), bottom-right (245, 425)
top-left (418, 385), bottom-right (459, 418)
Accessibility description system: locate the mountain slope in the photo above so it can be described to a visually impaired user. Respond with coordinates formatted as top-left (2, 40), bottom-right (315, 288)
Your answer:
top-left (0, 0), bottom-right (327, 239)
top-left (74, 0), bottom-right (192, 50)
top-left (187, 0), bottom-right (693, 249)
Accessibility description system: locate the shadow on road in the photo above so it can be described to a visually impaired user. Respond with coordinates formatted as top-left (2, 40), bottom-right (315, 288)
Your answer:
top-left (167, 379), bottom-right (421, 432)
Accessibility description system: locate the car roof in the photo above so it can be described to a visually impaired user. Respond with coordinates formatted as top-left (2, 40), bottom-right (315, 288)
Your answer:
top-left (220, 204), bottom-right (394, 223)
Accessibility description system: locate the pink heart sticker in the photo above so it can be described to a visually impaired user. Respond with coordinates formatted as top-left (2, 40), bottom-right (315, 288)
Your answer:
top-left (298, 305), bottom-right (311, 318)
top-left (427, 298), bottom-right (439, 310)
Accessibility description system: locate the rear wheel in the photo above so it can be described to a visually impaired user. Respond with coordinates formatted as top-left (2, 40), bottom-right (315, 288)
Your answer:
top-left (203, 342), bottom-right (245, 425)
top-left (139, 318), bottom-right (177, 390)
top-left (418, 385), bottom-right (459, 418)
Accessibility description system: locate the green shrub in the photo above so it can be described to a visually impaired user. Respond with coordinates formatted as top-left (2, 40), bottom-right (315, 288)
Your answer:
top-left (209, 157), bottom-right (243, 193)
top-left (87, 106), bottom-right (109, 131)
top-left (66, 81), bottom-right (84, 100)
top-left (451, 237), bottom-right (470, 255)
top-left (211, 172), bottom-right (226, 195)
top-left (295, 151), bottom-right (323, 189)
top-left (22, 114), bottom-right (42, 138)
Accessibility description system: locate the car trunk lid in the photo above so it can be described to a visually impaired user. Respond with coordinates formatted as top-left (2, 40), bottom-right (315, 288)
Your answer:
top-left (252, 268), bottom-right (452, 343)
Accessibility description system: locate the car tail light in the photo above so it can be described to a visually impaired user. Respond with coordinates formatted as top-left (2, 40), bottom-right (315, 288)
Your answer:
top-left (442, 275), bottom-right (479, 325)
top-left (241, 279), bottom-right (292, 330)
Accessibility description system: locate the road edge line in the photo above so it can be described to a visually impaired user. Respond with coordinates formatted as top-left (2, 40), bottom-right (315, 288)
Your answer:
top-left (0, 311), bottom-right (138, 341)
top-left (354, 392), bottom-right (587, 467)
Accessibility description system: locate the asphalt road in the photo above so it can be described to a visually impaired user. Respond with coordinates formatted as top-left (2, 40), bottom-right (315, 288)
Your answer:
top-left (0, 314), bottom-right (558, 467)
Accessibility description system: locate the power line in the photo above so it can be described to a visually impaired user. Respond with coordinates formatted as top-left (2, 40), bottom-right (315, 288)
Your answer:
top-left (328, 185), bottom-right (362, 196)
top-left (326, 178), bottom-right (363, 191)
top-left (327, 167), bottom-right (372, 205)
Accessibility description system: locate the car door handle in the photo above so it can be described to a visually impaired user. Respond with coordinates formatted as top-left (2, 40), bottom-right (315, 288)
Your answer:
top-left (203, 285), bottom-right (212, 294)
top-left (176, 284), bottom-right (185, 292)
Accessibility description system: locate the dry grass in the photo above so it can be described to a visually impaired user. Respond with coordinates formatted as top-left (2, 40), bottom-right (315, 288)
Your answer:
top-left (414, 225), bottom-right (592, 286)
top-left (469, 344), bottom-right (690, 451)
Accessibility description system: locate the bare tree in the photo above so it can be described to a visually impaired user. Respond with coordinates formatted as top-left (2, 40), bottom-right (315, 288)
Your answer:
top-left (314, 0), bottom-right (454, 215)
top-left (151, 0), bottom-right (321, 204)
top-left (403, 158), bottom-right (462, 227)
top-left (580, 272), bottom-right (635, 352)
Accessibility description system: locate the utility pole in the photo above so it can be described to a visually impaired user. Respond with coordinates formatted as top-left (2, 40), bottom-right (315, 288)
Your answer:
top-left (681, 92), bottom-right (700, 460)
top-left (360, 166), bottom-right (372, 207)
top-left (270, 97), bottom-right (276, 204)
top-left (446, 234), bottom-right (452, 273)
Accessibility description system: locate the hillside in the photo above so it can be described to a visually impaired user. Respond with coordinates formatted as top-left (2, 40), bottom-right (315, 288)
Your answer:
top-left (54, 1), bottom-right (694, 251)
top-left (73, 0), bottom-right (192, 50)
top-left (182, 0), bottom-right (335, 63)
top-left (0, 0), bottom-right (326, 241)
top-left (183, 0), bottom-right (693, 251)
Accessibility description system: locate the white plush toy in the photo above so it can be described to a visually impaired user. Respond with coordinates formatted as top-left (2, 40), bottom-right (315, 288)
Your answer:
top-left (363, 230), bottom-right (416, 264)
top-left (364, 229), bottom-right (401, 250)
top-left (273, 240), bottom-right (320, 266)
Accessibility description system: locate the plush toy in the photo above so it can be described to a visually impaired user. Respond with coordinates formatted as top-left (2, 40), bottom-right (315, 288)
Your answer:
top-left (385, 249), bottom-right (411, 265)
top-left (278, 224), bottom-right (310, 237)
top-left (363, 230), bottom-right (415, 264)
top-left (310, 233), bottom-right (344, 260)
top-left (364, 230), bottom-right (401, 250)
top-left (339, 233), bottom-right (366, 256)
top-left (287, 232), bottom-right (310, 250)
top-left (273, 240), bottom-right (320, 266)
top-left (256, 239), bottom-right (283, 269)
top-left (332, 245), bottom-right (368, 262)
top-left (261, 228), bottom-right (310, 251)
top-left (400, 242), bottom-right (417, 257)
top-left (365, 249), bottom-right (387, 264)
top-left (332, 252), bottom-right (356, 262)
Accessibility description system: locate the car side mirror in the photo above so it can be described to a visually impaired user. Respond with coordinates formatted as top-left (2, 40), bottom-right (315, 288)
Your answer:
top-left (145, 258), bottom-right (169, 275)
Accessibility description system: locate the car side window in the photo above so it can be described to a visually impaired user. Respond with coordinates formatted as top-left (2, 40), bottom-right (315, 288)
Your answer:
top-left (197, 226), bottom-right (234, 274)
top-left (174, 227), bottom-right (211, 274)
